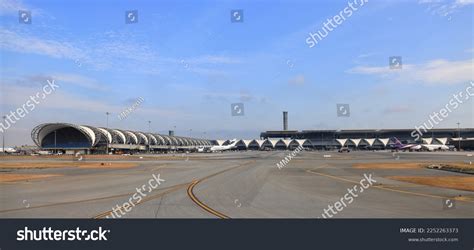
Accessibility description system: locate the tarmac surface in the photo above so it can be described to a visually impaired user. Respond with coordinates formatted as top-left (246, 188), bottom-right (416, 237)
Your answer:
top-left (0, 151), bottom-right (473, 218)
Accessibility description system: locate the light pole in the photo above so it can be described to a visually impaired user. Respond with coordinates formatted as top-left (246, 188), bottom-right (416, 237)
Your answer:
top-left (457, 122), bottom-right (461, 151)
top-left (54, 130), bottom-right (57, 154)
top-left (148, 121), bottom-right (151, 153)
top-left (2, 115), bottom-right (6, 154)
top-left (106, 112), bottom-right (110, 154)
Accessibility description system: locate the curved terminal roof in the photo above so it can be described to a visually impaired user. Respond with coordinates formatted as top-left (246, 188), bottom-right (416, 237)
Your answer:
top-left (31, 123), bottom-right (212, 148)
top-left (32, 123), bottom-right (98, 147)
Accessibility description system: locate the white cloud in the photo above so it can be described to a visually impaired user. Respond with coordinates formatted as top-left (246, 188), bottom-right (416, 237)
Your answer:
top-left (0, 0), bottom-right (25, 14)
top-left (0, 28), bottom-right (240, 76)
top-left (419, 0), bottom-right (474, 17)
top-left (185, 55), bottom-right (243, 64)
top-left (0, 83), bottom-right (180, 118)
top-left (411, 59), bottom-right (473, 84)
top-left (357, 53), bottom-right (375, 58)
top-left (347, 59), bottom-right (473, 85)
top-left (455, 0), bottom-right (474, 5)
top-left (288, 74), bottom-right (306, 86)
top-left (50, 73), bottom-right (109, 91)
top-left (0, 0), bottom-right (40, 16)
top-left (0, 29), bottom-right (84, 60)
top-left (188, 67), bottom-right (229, 77)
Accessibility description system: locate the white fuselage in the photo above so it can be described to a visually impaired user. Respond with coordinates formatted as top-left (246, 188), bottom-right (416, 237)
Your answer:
top-left (421, 144), bottom-right (449, 151)
top-left (0, 147), bottom-right (17, 153)
top-left (209, 144), bottom-right (236, 152)
top-left (197, 146), bottom-right (206, 152)
top-left (400, 144), bottom-right (448, 151)
top-left (209, 140), bottom-right (238, 152)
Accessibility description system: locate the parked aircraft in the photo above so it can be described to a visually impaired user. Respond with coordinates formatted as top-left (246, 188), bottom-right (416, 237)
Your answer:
top-left (209, 139), bottom-right (238, 152)
top-left (0, 147), bottom-right (17, 154)
top-left (390, 137), bottom-right (449, 151)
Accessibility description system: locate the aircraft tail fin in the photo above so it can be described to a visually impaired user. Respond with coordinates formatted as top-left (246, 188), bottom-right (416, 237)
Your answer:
top-left (392, 137), bottom-right (403, 146)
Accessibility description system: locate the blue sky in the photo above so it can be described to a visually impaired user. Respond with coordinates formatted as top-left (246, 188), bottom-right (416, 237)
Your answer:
top-left (0, 0), bottom-right (473, 145)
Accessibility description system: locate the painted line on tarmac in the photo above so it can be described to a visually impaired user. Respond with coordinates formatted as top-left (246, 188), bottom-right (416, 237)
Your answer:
top-left (187, 180), bottom-right (230, 219)
top-left (307, 169), bottom-right (474, 203)
top-left (93, 182), bottom-right (190, 219)
top-left (0, 191), bottom-right (136, 214)
top-left (185, 160), bottom-right (257, 219)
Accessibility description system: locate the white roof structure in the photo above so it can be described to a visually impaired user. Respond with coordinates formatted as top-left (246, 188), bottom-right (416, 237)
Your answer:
top-left (378, 138), bottom-right (390, 147)
top-left (276, 139), bottom-right (292, 147)
top-left (147, 134), bottom-right (158, 145)
top-left (295, 139), bottom-right (307, 146)
top-left (31, 123), bottom-right (212, 149)
top-left (169, 136), bottom-right (179, 145)
top-left (283, 139), bottom-right (292, 146)
top-left (112, 129), bottom-right (127, 144)
top-left (251, 140), bottom-right (265, 147)
top-left (97, 128), bottom-right (112, 143)
top-left (161, 135), bottom-right (172, 145)
top-left (31, 123), bottom-right (99, 147)
top-left (422, 138), bottom-right (433, 144)
top-left (336, 139), bottom-right (348, 146)
top-left (136, 132), bottom-right (149, 145)
top-left (363, 138), bottom-right (376, 146)
top-left (124, 131), bottom-right (138, 144)
top-left (266, 139), bottom-right (280, 147)
top-left (435, 138), bottom-right (448, 145)
top-left (350, 139), bottom-right (362, 147)
top-left (241, 140), bottom-right (253, 147)
top-left (78, 126), bottom-right (96, 144)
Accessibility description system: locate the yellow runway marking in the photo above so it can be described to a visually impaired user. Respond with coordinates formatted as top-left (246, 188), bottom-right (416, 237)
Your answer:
top-left (185, 160), bottom-right (256, 219)
top-left (187, 180), bottom-right (230, 219)
top-left (94, 161), bottom-right (254, 219)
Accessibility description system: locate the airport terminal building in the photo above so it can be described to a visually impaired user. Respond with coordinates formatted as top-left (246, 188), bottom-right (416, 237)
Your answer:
top-left (31, 123), bottom-right (212, 154)
top-left (260, 129), bottom-right (474, 150)
top-left (31, 123), bottom-right (474, 153)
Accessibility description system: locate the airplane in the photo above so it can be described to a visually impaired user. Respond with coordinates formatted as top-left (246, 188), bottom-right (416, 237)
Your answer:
top-left (390, 137), bottom-right (449, 151)
top-left (421, 143), bottom-right (449, 151)
top-left (390, 138), bottom-right (421, 151)
top-left (0, 147), bottom-right (17, 154)
top-left (196, 146), bottom-right (206, 152)
top-left (208, 139), bottom-right (239, 152)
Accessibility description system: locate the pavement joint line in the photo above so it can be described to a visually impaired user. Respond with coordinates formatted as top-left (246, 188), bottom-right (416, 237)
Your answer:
top-left (0, 165), bottom-right (172, 213)
top-left (306, 169), bottom-right (474, 203)
top-left (94, 160), bottom-right (255, 219)
top-left (93, 182), bottom-right (190, 219)
top-left (0, 191), bottom-right (136, 214)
